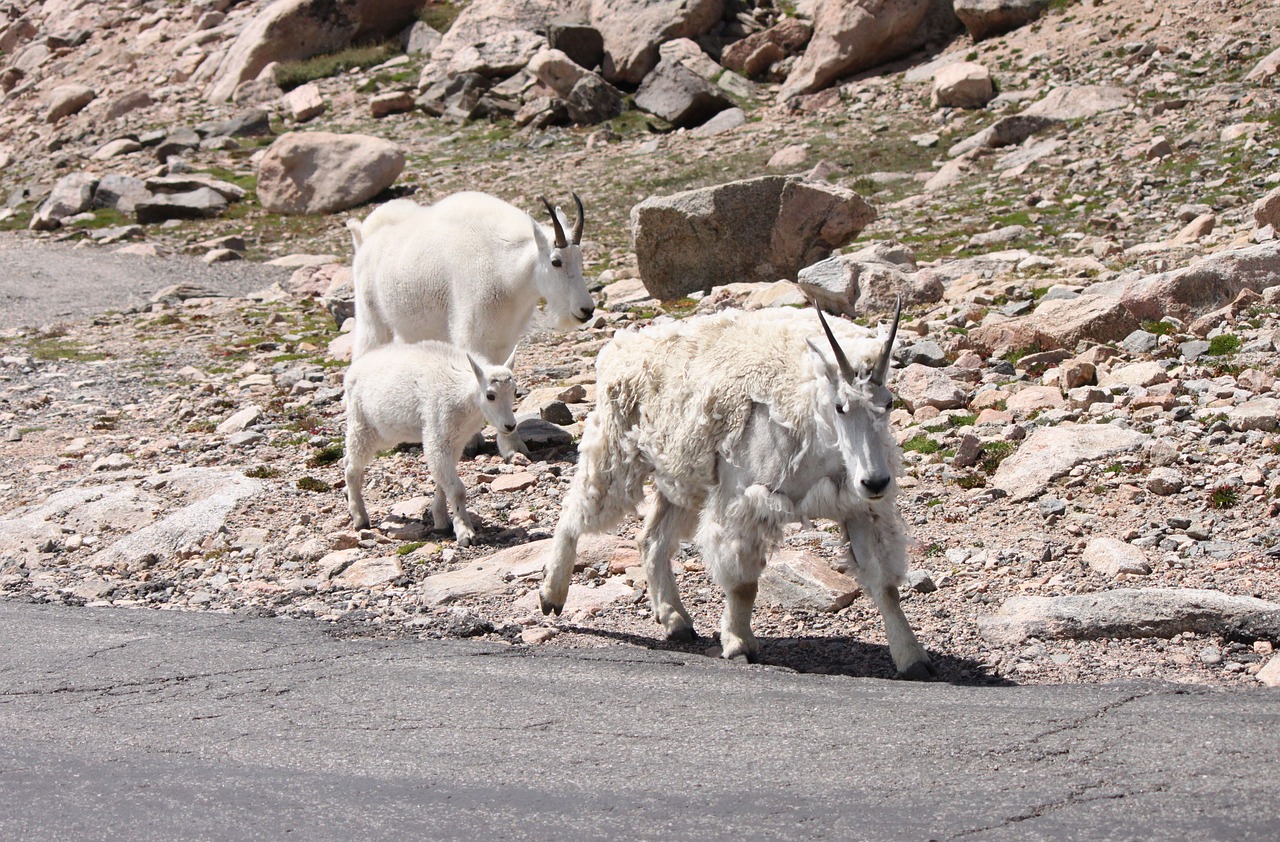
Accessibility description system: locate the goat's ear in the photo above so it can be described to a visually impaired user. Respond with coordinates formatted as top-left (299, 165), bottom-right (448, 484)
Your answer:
top-left (804, 338), bottom-right (837, 382)
top-left (503, 348), bottom-right (517, 371)
top-left (466, 353), bottom-right (487, 387)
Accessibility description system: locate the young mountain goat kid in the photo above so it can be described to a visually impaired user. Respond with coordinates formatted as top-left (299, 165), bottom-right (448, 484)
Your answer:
top-left (344, 341), bottom-right (517, 547)
top-left (540, 303), bottom-right (935, 679)
top-left (347, 192), bottom-right (595, 458)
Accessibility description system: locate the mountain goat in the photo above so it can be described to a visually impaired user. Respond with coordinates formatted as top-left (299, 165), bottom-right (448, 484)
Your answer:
top-left (347, 191), bottom-right (595, 457)
top-left (343, 340), bottom-right (518, 547)
top-left (540, 303), bottom-right (935, 679)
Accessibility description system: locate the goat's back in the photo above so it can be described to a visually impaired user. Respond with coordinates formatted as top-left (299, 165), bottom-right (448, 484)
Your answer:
top-left (352, 193), bottom-right (542, 362)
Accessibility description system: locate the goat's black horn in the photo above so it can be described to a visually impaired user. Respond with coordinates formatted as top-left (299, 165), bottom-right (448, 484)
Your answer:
top-left (813, 300), bottom-right (857, 384)
top-left (571, 192), bottom-right (584, 245)
top-left (539, 195), bottom-right (567, 248)
top-left (872, 296), bottom-right (902, 386)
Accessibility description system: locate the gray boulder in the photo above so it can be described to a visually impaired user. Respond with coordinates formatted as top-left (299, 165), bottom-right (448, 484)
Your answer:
top-left (44, 83), bottom-right (95, 122)
top-left (93, 174), bottom-right (151, 214)
top-left (1022, 85), bottom-right (1131, 120)
top-left (953, 0), bottom-right (1049, 41)
top-left (948, 114), bottom-right (1059, 157)
top-left (1120, 241), bottom-right (1280, 322)
top-left (631, 175), bottom-right (876, 300)
top-left (30, 172), bottom-right (98, 230)
top-left (591, 0), bottom-right (725, 85)
top-left (634, 56), bottom-right (732, 127)
top-left (565, 74), bottom-right (625, 124)
top-left (134, 188), bottom-right (229, 224)
top-left (256, 132), bottom-right (404, 215)
top-left (548, 19), bottom-right (604, 70)
top-left (798, 254), bottom-right (942, 317)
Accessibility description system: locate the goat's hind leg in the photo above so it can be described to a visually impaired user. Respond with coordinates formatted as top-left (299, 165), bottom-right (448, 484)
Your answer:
top-left (638, 492), bottom-right (698, 641)
top-left (843, 509), bottom-right (935, 680)
top-left (701, 519), bottom-right (769, 663)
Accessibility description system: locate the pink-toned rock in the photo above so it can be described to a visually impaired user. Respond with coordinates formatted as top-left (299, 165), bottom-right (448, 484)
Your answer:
top-left (1005, 385), bottom-right (1064, 414)
top-left (591, 0), bottom-right (725, 85)
top-left (1099, 362), bottom-right (1169, 389)
top-left (781, 0), bottom-right (960, 99)
top-left (282, 82), bottom-right (325, 121)
top-left (720, 17), bottom-right (812, 78)
top-left (370, 90), bottom-right (415, 117)
top-left (992, 424), bottom-right (1148, 501)
top-left (1120, 240), bottom-right (1280, 321)
top-left (1254, 185), bottom-right (1280, 231)
top-left (1083, 537), bottom-right (1151, 577)
top-left (257, 132), bottom-right (404, 215)
top-left (975, 408), bottom-right (1013, 426)
top-left (894, 364), bottom-right (967, 412)
top-left (45, 84), bottom-right (95, 122)
top-left (758, 549), bottom-right (861, 612)
top-left (1060, 359), bottom-right (1097, 389)
top-left (491, 472), bottom-right (537, 493)
top-left (1022, 85), bottom-right (1131, 120)
top-left (335, 555), bottom-right (403, 588)
top-left (954, 0), bottom-right (1049, 41)
top-left (931, 61), bottom-right (994, 108)
top-left (966, 295), bottom-right (1139, 357)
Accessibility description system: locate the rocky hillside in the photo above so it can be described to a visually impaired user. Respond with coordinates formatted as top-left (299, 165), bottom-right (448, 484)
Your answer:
top-left (2, 0), bottom-right (1280, 687)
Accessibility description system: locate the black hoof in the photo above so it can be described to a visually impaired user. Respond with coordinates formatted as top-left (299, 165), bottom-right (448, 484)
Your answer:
top-left (666, 625), bottom-right (697, 643)
top-left (725, 650), bottom-right (758, 664)
top-left (538, 597), bottom-right (563, 617)
top-left (897, 659), bottom-right (938, 681)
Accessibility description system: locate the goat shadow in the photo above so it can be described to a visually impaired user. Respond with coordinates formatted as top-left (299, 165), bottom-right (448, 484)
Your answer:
top-left (564, 626), bottom-right (1015, 686)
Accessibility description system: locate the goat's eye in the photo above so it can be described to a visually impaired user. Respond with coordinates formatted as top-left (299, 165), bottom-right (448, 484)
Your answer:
top-left (487, 393), bottom-right (496, 401)
top-left (835, 403), bottom-right (846, 415)
top-left (551, 257), bottom-right (563, 268)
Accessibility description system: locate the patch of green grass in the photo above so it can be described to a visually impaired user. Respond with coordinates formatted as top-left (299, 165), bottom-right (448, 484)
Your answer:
top-left (419, 1), bottom-right (464, 32)
top-left (1206, 334), bottom-right (1241, 356)
top-left (1001, 346), bottom-right (1039, 367)
top-left (1140, 319), bottom-right (1174, 336)
top-left (275, 39), bottom-right (401, 90)
top-left (923, 542), bottom-right (944, 558)
top-left (28, 335), bottom-right (106, 362)
top-left (296, 476), bottom-right (332, 493)
top-left (308, 445), bottom-right (344, 467)
top-left (396, 541), bottom-right (431, 556)
top-left (955, 473), bottom-right (986, 489)
top-left (979, 441), bottom-right (1016, 474)
top-left (926, 498), bottom-right (943, 507)
top-left (1208, 484), bottom-right (1239, 509)
top-left (902, 434), bottom-right (942, 454)
top-left (948, 413), bottom-right (977, 428)
top-left (244, 466), bottom-right (281, 479)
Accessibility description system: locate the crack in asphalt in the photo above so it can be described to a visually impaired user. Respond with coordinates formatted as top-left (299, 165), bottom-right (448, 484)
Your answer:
top-left (951, 781), bottom-right (1172, 839)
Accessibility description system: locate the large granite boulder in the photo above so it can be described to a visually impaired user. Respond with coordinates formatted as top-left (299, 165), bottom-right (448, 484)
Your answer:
top-left (633, 55), bottom-right (732, 127)
top-left (256, 132), bottom-right (404, 215)
top-left (780, 0), bottom-right (959, 100)
top-left (631, 176), bottom-right (876, 300)
top-left (207, 0), bottom-right (426, 102)
top-left (590, 0), bottom-right (725, 85)
top-left (953, 0), bottom-right (1049, 41)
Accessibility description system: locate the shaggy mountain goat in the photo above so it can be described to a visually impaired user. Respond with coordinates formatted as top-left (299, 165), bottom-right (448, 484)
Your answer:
top-left (348, 192), bottom-right (594, 456)
top-left (344, 340), bottom-right (517, 547)
top-left (540, 303), bottom-right (935, 679)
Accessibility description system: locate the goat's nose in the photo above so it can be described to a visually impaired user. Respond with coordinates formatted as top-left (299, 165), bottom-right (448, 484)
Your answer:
top-left (575, 305), bottom-right (594, 323)
top-left (861, 475), bottom-right (891, 496)
top-left (504, 423), bottom-right (517, 433)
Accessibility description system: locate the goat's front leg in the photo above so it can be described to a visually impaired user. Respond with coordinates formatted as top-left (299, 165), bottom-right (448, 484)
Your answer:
top-left (843, 509), bottom-right (935, 680)
top-left (638, 492), bottom-right (698, 641)
top-left (425, 445), bottom-right (475, 547)
top-left (343, 424), bottom-right (377, 529)
top-left (496, 429), bottom-right (530, 461)
top-left (701, 518), bottom-right (769, 663)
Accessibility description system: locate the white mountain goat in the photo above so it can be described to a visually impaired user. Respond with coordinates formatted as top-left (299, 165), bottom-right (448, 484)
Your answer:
top-left (347, 191), bottom-right (595, 457)
top-left (343, 340), bottom-right (518, 547)
top-left (540, 302), bottom-right (935, 679)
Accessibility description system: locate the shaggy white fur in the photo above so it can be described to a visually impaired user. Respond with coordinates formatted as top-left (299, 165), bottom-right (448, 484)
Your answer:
top-left (540, 307), bottom-right (934, 679)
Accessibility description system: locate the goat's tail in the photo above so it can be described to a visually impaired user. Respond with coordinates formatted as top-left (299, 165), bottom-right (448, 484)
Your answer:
top-left (345, 218), bottom-right (363, 252)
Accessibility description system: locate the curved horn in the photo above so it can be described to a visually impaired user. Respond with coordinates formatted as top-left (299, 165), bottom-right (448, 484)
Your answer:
top-left (814, 300), bottom-right (858, 383)
top-left (571, 192), bottom-right (584, 245)
top-left (872, 296), bottom-right (902, 386)
top-left (539, 195), bottom-right (568, 249)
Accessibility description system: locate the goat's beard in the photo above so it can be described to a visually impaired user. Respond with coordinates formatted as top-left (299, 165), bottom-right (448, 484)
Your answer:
top-left (541, 301), bottom-right (583, 331)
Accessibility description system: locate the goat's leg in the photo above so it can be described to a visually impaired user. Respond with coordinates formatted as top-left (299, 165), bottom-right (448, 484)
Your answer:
top-left (496, 429), bottom-right (530, 461)
top-left (343, 423), bottom-right (377, 529)
top-left (702, 519), bottom-right (768, 663)
top-left (425, 445), bottom-right (475, 547)
top-left (638, 492), bottom-right (698, 641)
top-left (843, 510), bottom-right (935, 680)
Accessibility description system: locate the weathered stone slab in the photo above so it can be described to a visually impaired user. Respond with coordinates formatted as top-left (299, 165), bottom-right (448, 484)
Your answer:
top-left (991, 424), bottom-right (1148, 501)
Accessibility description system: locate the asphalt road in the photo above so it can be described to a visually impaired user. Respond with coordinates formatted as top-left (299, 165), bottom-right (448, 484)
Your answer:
top-left (1, 600), bottom-right (1277, 841)
top-left (0, 233), bottom-right (294, 330)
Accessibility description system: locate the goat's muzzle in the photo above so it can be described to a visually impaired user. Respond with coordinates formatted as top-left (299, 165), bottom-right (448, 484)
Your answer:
top-left (574, 305), bottom-right (595, 323)
top-left (861, 475), bottom-right (892, 498)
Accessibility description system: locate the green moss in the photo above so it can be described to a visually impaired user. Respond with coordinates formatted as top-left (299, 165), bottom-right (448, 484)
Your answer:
top-left (244, 466), bottom-right (281, 479)
top-left (28, 336), bottom-right (106, 362)
top-left (308, 445), bottom-right (344, 467)
top-left (296, 476), bottom-right (332, 493)
top-left (979, 441), bottom-right (1015, 474)
top-left (1140, 319), bottom-right (1174, 336)
top-left (902, 434), bottom-right (942, 454)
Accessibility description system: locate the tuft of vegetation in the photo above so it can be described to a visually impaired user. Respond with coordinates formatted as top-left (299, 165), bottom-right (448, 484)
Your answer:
top-left (1140, 319), bottom-right (1174, 336)
top-left (296, 476), bottom-right (332, 493)
top-left (27, 327), bottom-right (107, 362)
top-left (902, 434), bottom-right (943, 454)
top-left (955, 473), bottom-right (986, 489)
top-left (275, 40), bottom-right (401, 90)
top-left (244, 466), bottom-right (281, 479)
top-left (308, 445), bottom-right (344, 467)
top-left (419, 1), bottom-right (464, 32)
top-left (1208, 484), bottom-right (1239, 509)
top-left (397, 541), bottom-right (431, 556)
top-left (948, 413), bottom-right (978, 429)
top-left (1206, 334), bottom-right (1241, 356)
top-left (980, 441), bottom-right (1016, 474)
